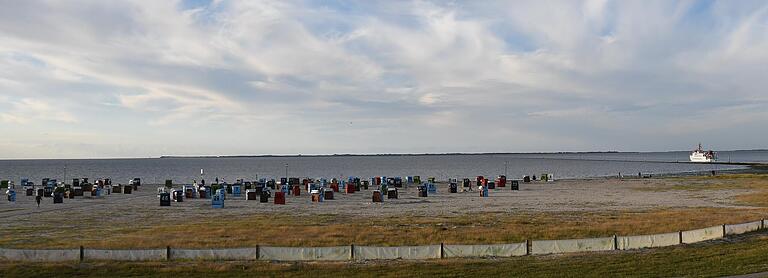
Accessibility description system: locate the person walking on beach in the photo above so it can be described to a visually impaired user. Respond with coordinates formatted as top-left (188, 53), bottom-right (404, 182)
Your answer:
top-left (36, 195), bottom-right (41, 207)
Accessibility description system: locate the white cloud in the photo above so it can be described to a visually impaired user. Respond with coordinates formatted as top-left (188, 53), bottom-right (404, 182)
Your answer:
top-left (0, 98), bottom-right (78, 124)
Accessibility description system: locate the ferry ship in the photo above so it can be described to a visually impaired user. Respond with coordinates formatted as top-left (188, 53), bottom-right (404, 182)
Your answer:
top-left (690, 143), bottom-right (716, 162)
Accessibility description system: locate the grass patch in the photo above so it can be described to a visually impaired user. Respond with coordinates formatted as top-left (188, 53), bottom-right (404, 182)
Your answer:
top-left (737, 191), bottom-right (768, 207)
top-left (637, 174), bottom-right (768, 192)
top-left (635, 173), bottom-right (768, 207)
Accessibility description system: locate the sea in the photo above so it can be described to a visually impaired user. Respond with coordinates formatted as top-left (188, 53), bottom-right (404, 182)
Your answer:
top-left (0, 150), bottom-right (766, 185)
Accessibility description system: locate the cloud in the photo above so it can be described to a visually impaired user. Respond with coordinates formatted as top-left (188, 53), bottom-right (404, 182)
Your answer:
top-left (0, 0), bottom-right (766, 158)
top-left (0, 98), bottom-right (78, 124)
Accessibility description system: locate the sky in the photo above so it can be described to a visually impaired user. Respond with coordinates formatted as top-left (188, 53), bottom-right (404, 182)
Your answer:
top-left (0, 0), bottom-right (766, 158)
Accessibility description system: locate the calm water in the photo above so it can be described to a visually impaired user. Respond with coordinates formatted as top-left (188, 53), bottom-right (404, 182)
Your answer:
top-left (1, 151), bottom-right (764, 185)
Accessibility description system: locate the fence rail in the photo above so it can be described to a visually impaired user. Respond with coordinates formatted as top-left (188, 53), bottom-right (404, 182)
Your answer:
top-left (1, 219), bottom-right (765, 262)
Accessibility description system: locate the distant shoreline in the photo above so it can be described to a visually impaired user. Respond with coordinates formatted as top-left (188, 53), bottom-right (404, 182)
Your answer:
top-left (155, 154), bottom-right (768, 168)
top-left (159, 151), bottom-right (628, 159)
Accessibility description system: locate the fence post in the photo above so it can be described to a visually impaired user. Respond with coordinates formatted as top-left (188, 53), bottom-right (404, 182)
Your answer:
top-left (440, 243), bottom-right (444, 259)
top-left (79, 246), bottom-right (84, 262)
top-left (166, 246), bottom-right (171, 261)
top-left (350, 244), bottom-right (355, 261)
top-left (256, 245), bottom-right (260, 260)
top-left (613, 235), bottom-right (618, 250)
top-left (722, 224), bottom-right (726, 237)
top-left (526, 239), bottom-right (531, 255)
top-left (678, 231), bottom-right (683, 244)
top-left (762, 219), bottom-right (765, 230)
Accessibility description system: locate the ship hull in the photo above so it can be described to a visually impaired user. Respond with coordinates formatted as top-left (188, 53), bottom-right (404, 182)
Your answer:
top-left (690, 154), bottom-right (713, 163)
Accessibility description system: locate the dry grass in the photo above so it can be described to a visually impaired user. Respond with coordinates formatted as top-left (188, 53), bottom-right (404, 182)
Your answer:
top-left (3, 207), bottom-right (767, 249)
top-left (737, 191), bottom-right (768, 207)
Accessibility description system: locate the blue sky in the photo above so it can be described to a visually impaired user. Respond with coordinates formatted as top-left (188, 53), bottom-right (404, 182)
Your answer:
top-left (0, 0), bottom-right (766, 158)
